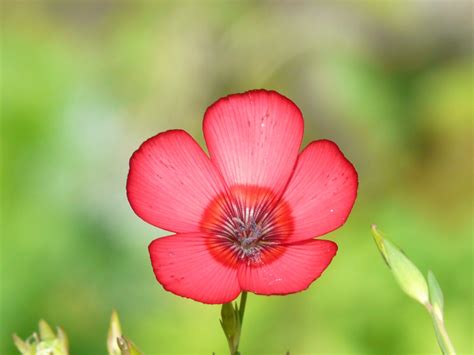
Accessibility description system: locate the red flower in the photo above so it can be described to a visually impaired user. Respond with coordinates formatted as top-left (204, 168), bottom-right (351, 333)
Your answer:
top-left (127, 90), bottom-right (358, 304)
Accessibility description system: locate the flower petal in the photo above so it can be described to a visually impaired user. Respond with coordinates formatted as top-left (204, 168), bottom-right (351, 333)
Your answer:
top-left (127, 130), bottom-right (227, 233)
top-left (238, 239), bottom-right (337, 295)
top-left (281, 140), bottom-right (358, 242)
top-left (203, 90), bottom-right (303, 197)
top-left (149, 233), bottom-right (241, 304)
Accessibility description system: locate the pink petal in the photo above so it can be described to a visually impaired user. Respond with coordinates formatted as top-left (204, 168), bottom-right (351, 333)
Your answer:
top-left (203, 90), bottom-right (303, 198)
top-left (149, 233), bottom-right (241, 304)
top-left (127, 130), bottom-right (227, 233)
top-left (281, 140), bottom-right (358, 242)
top-left (238, 239), bottom-right (337, 295)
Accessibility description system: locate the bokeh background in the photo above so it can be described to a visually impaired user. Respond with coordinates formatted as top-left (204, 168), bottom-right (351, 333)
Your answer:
top-left (1, 1), bottom-right (472, 354)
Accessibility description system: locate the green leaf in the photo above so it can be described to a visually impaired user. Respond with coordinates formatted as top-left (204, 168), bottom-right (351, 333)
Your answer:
top-left (428, 271), bottom-right (444, 320)
top-left (371, 225), bottom-right (429, 306)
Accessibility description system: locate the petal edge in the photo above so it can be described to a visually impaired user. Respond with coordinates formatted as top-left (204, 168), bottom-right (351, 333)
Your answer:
top-left (203, 90), bottom-right (304, 198)
top-left (281, 140), bottom-right (358, 242)
top-left (149, 233), bottom-right (241, 304)
top-left (238, 239), bottom-right (338, 295)
top-left (127, 130), bottom-right (227, 233)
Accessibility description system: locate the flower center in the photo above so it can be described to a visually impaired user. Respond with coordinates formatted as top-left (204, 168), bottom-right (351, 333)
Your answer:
top-left (201, 185), bottom-right (293, 265)
top-left (225, 214), bottom-right (274, 262)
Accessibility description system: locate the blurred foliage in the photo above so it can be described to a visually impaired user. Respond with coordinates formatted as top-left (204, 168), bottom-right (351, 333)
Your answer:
top-left (12, 312), bottom-right (140, 355)
top-left (13, 319), bottom-right (69, 355)
top-left (1, 1), bottom-right (472, 354)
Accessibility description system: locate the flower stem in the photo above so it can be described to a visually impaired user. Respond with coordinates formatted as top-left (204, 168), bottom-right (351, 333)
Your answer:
top-left (427, 305), bottom-right (456, 355)
top-left (238, 291), bottom-right (248, 325)
top-left (234, 291), bottom-right (248, 355)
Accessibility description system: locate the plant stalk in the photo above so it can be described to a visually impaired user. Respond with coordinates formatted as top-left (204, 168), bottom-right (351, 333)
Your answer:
top-left (234, 291), bottom-right (248, 355)
top-left (430, 311), bottom-right (456, 354)
top-left (425, 303), bottom-right (456, 355)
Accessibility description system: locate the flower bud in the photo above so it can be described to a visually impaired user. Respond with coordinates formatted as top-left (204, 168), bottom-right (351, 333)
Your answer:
top-left (371, 225), bottom-right (429, 306)
top-left (117, 336), bottom-right (141, 355)
top-left (13, 320), bottom-right (69, 355)
top-left (12, 334), bottom-right (30, 354)
top-left (107, 310), bottom-right (141, 355)
top-left (57, 327), bottom-right (69, 353)
top-left (220, 302), bottom-right (241, 353)
top-left (107, 310), bottom-right (123, 355)
top-left (220, 303), bottom-right (239, 338)
top-left (38, 319), bottom-right (55, 341)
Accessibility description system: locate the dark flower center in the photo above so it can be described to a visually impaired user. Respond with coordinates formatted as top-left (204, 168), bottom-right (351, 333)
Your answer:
top-left (201, 185), bottom-right (293, 265)
top-left (223, 214), bottom-right (276, 262)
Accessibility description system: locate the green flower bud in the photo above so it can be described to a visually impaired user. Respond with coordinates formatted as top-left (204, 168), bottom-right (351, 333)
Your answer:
top-left (107, 310), bottom-right (141, 355)
top-left (38, 320), bottom-right (55, 341)
top-left (107, 310), bottom-right (123, 355)
top-left (12, 334), bottom-right (30, 354)
top-left (57, 327), bottom-right (69, 353)
top-left (117, 336), bottom-right (141, 355)
top-left (13, 320), bottom-right (69, 355)
top-left (220, 303), bottom-right (240, 338)
top-left (220, 302), bottom-right (241, 354)
top-left (371, 225), bottom-right (429, 306)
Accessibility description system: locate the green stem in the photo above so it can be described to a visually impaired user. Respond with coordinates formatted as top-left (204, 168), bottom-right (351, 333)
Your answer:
top-left (234, 292), bottom-right (248, 355)
top-left (425, 303), bottom-right (456, 355)
top-left (238, 291), bottom-right (248, 325)
top-left (430, 311), bottom-right (456, 354)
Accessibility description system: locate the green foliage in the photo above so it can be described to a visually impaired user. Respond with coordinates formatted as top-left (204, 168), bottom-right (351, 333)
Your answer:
top-left (13, 320), bottom-right (69, 355)
top-left (13, 313), bottom-right (141, 355)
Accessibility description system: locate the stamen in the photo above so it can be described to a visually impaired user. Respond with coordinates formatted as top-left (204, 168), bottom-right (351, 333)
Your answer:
top-left (201, 186), bottom-right (292, 266)
top-left (223, 212), bottom-right (274, 263)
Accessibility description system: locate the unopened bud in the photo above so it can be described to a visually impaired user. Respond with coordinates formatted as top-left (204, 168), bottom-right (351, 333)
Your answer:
top-left (38, 319), bottom-right (55, 341)
top-left (371, 225), bottom-right (429, 306)
top-left (220, 302), bottom-right (241, 354)
top-left (12, 334), bottom-right (30, 354)
top-left (107, 310), bottom-right (123, 355)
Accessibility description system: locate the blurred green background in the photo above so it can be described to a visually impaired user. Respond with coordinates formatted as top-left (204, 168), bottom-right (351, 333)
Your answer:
top-left (1, 1), bottom-right (472, 354)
